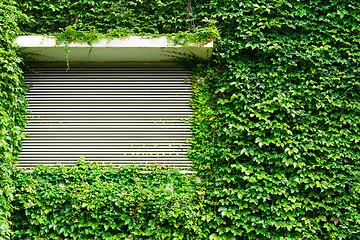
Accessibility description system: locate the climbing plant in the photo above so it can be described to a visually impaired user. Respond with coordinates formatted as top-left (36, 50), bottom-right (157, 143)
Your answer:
top-left (190, 0), bottom-right (360, 239)
top-left (12, 162), bottom-right (206, 239)
top-left (18, 0), bottom-right (212, 35)
top-left (0, 1), bottom-right (28, 239)
top-left (1, 0), bottom-right (360, 239)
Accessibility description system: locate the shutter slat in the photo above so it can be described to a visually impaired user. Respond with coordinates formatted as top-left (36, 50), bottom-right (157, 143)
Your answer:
top-left (19, 67), bottom-right (193, 169)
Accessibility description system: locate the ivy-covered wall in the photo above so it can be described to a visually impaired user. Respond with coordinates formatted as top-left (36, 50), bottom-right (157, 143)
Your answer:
top-left (12, 163), bottom-right (205, 239)
top-left (190, 1), bottom-right (360, 239)
top-left (19, 0), bottom-right (211, 35)
top-left (1, 0), bottom-right (360, 239)
top-left (0, 1), bottom-right (27, 238)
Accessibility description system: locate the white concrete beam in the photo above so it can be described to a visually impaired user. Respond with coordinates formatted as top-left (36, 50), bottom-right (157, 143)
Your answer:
top-left (14, 35), bottom-right (213, 62)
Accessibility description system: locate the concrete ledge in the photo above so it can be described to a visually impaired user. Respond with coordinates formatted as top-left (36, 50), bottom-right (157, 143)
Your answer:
top-left (14, 35), bottom-right (213, 62)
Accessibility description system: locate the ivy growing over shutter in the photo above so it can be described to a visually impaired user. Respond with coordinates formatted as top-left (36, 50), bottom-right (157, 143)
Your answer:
top-left (1, 0), bottom-right (360, 239)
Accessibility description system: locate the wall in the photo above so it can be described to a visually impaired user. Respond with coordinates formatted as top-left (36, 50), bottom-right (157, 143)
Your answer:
top-left (1, 0), bottom-right (360, 239)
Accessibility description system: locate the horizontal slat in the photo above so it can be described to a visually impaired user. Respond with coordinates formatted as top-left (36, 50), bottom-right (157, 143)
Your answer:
top-left (18, 164), bottom-right (189, 168)
top-left (22, 141), bottom-right (190, 145)
top-left (26, 136), bottom-right (189, 141)
top-left (26, 111), bottom-right (192, 115)
top-left (18, 164), bottom-right (191, 168)
top-left (18, 162), bottom-right (191, 166)
top-left (28, 102), bottom-right (191, 106)
top-left (26, 69), bottom-right (189, 72)
top-left (27, 105), bottom-right (191, 112)
top-left (22, 140), bottom-right (190, 144)
top-left (25, 72), bottom-right (190, 75)
top-left (21, 141), bottom-right (189, 145)
top-left (21, 145), bottom-right (190, 148)
top-left (25, 76), bottom-right (190, 80)
top-left (26, 94), bottom-right (190, 97)
top-left (26, 122), bottom-right (190, 126)
top-left (26, 68), bottom-right (188, 72)
top-left (20, 150), bottom-right (188, 153)
top-left (26, 70), bottom-right (189, 73)
top-left (20, 156), bottom-right (188, 160)
top-left (27, 120), bottom-right (190, 123)
top-left (28, 86), bottom-right (191, 89)
top-left (26, 116), bottom-right (192, 120)
top-left (24, 134), bottom-right (192, 137)
top-left (18, 158), bottom-right (189, 162)
top-left (27, 89), bottom-right (191, 93)
top-left (26, 82), bottom-right (190, 86)
top-left (26, 115), bottom-right (191, 118)
top-left (26, 79), bottom-right (190, 82)
top-left (26, 126), bottom-right (190, 130)
top-left (28, 102), bottom-right (189, 106)
top-left (18, 166), bottom-right (192, 169)
top-left (25, 128), bottom-right (190, 132)
top-left (26, 98), bottom-right (191, 101)
top-left (20, 67), bottom-right (193, 168)
top-left (22, 137), bottom-right (189, 140)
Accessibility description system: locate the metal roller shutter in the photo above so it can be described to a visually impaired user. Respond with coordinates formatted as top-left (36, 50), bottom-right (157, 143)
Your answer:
top-left (19, 67), bottom-right (193, 169)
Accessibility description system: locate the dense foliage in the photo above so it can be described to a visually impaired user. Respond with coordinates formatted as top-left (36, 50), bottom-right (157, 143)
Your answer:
top-left (0, 0), bottom-right (359, 239)
top-left (18, 0), bottom-right (212, 35)
top-left (190, 0), bottom-right (360, 239)
top-left (12, 162), bottom-right (204, 239)
top-left (0, 1), bottom-right (27, 238)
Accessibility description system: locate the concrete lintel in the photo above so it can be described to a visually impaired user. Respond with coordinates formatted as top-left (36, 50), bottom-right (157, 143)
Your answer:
top-left (14, 35), bottom-right (213, 62)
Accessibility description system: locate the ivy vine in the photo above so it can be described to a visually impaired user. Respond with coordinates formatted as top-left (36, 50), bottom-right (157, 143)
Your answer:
top-left (0, 1), bottom-right (28, 239)
top-left (1, 0), bottom-right (360, 239)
